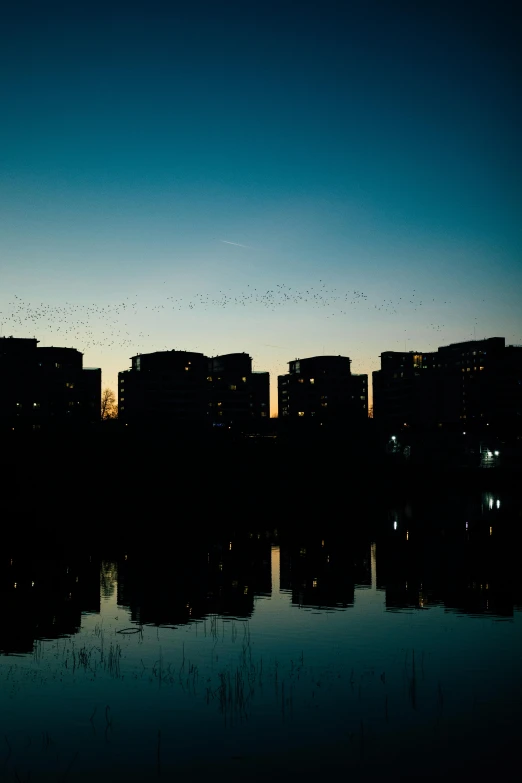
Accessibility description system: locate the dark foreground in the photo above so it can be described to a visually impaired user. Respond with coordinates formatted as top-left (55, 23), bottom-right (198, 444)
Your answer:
top-left (1, 460), bottom-right (521, 781)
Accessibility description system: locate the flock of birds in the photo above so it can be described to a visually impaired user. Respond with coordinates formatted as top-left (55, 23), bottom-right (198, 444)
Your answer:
top-left (2, 284), bottom-right (517, 367)
top-left (0, 284), bottom-right (455, 356)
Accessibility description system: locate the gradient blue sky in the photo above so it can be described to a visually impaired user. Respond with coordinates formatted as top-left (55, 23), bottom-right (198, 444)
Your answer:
top-left (1, 0), bottom-right (521, 413)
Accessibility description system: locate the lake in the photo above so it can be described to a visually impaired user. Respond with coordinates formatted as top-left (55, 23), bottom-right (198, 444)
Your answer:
top-left (1, 488), bottom-right (521, 781)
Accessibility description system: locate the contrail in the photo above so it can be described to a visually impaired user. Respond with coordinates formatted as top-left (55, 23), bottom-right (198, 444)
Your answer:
top-left (219, 240), bottom-right (252, 248)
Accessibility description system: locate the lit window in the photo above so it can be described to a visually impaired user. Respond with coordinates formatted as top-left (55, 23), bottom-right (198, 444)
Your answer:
top-left (55, 363), bottom-right (61, 369)
top-left (68, 401), bottom-right (75, 407)
top-left (16, 402), bottom-right (22, 408)
top-left (33, 402), bottom-right (40, 408)
top-left (218, 411), bottom-right (223, 416)
top-left (261, 412), bottom-right (267, 417)
top-left (310, 378), bottom-right (315, 384)
top-left (229, 384), bottom-right (236, 391)
top-left (184, 366), bottom-right (189, 371)
top-left (242, 376), bottom-right (247, 382)
top-left (207, 375), bottom-right (213, 381)
top-left (65, 382), bottom-right (74, 389)
top-left (321, 402), bottom-right (328, 407)
top-left (217, 401), bottom-right (222, 406)
top-left (298, 378), bottom-right (304, 383)
top-left (298, 411), bottom-right (305, 417)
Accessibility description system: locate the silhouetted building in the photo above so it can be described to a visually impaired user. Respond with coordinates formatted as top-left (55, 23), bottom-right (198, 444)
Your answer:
top-left (372, 350), bottom-right (438, 430)
top-left (208, 353), bottom-right (270, 425)
top-left (119, 349), bottom-right (269, 429)
top-left (250, 371), bottom-right (270, 420)
top-left (0, 337), bottom-right (101, 432)
top-left (278, 355), bottom-right (368, 423)
top-left (119, 350), bottom-right (208, 428)
top-left (373, 337), bottom-right (522, 434)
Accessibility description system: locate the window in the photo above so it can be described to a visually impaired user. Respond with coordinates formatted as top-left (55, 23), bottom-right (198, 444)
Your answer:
top-left (229, 384), bottom-right (237, 391)
top-left (242, 376), bottom-right (247, 382)
top-left (33, 402), bottom-right (40, 409)
top-left (55, 363), bottom-right (61, 369)
top-left (68, 401), bottom-right (75, 407)
top-left (321, 402), bottom-right (328, 407)
top-left (217, 401), bottom-right (222, 407)
top-left (32, 424), bottom-right (41, 430)
top-left (65, 382), bottom-right (74, 389)
top-left (298, 411), bottom-right (305, 417)
top-left (207, 376), bottom-right (213, 381)
top-left (298, 378), bottom-right (304, 383)
top-left (261, 412), bottom-right (267, 417)
top-left (310, 378), bottom-right (315, 384)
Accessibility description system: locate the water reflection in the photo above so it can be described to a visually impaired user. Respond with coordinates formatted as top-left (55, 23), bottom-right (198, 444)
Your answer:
top-left (1, 490), bottom-right (520, 657)
top-left (0, 553), bottom-right (100, 654)
top-left (0, 490), bottom-right (521, 781)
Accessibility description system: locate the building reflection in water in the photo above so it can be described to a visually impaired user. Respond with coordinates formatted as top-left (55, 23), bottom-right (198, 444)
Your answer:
top-left (117, 533), bottom-right (272, 627)
top-left (0, 552), bottom-right (100, 655)
top-left (1, 491), bottom-right (521, 656)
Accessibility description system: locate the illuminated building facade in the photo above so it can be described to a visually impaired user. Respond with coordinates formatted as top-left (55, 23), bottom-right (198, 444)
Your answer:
top-left (277, 355), bottom-right (368, 423)
top-left (119, 349), bottom-right (269, 428)
top-left (0, 337), bottom-right (101, 432)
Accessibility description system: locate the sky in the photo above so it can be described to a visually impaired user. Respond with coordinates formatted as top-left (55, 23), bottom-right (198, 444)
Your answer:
top-left (1, 0), bottom-right (521, 414)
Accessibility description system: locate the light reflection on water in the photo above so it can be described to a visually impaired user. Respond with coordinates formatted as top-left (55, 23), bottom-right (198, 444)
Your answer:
top-left (1, 494), bottom-right (522, 781)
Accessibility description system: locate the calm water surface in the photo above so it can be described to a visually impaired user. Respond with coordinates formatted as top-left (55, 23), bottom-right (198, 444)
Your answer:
top-left (1, 491), bottom-right (521, 782)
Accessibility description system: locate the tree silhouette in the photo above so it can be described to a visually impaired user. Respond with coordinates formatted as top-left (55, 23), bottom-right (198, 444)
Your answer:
top-left (101, 388), bottom-right (118, 420)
